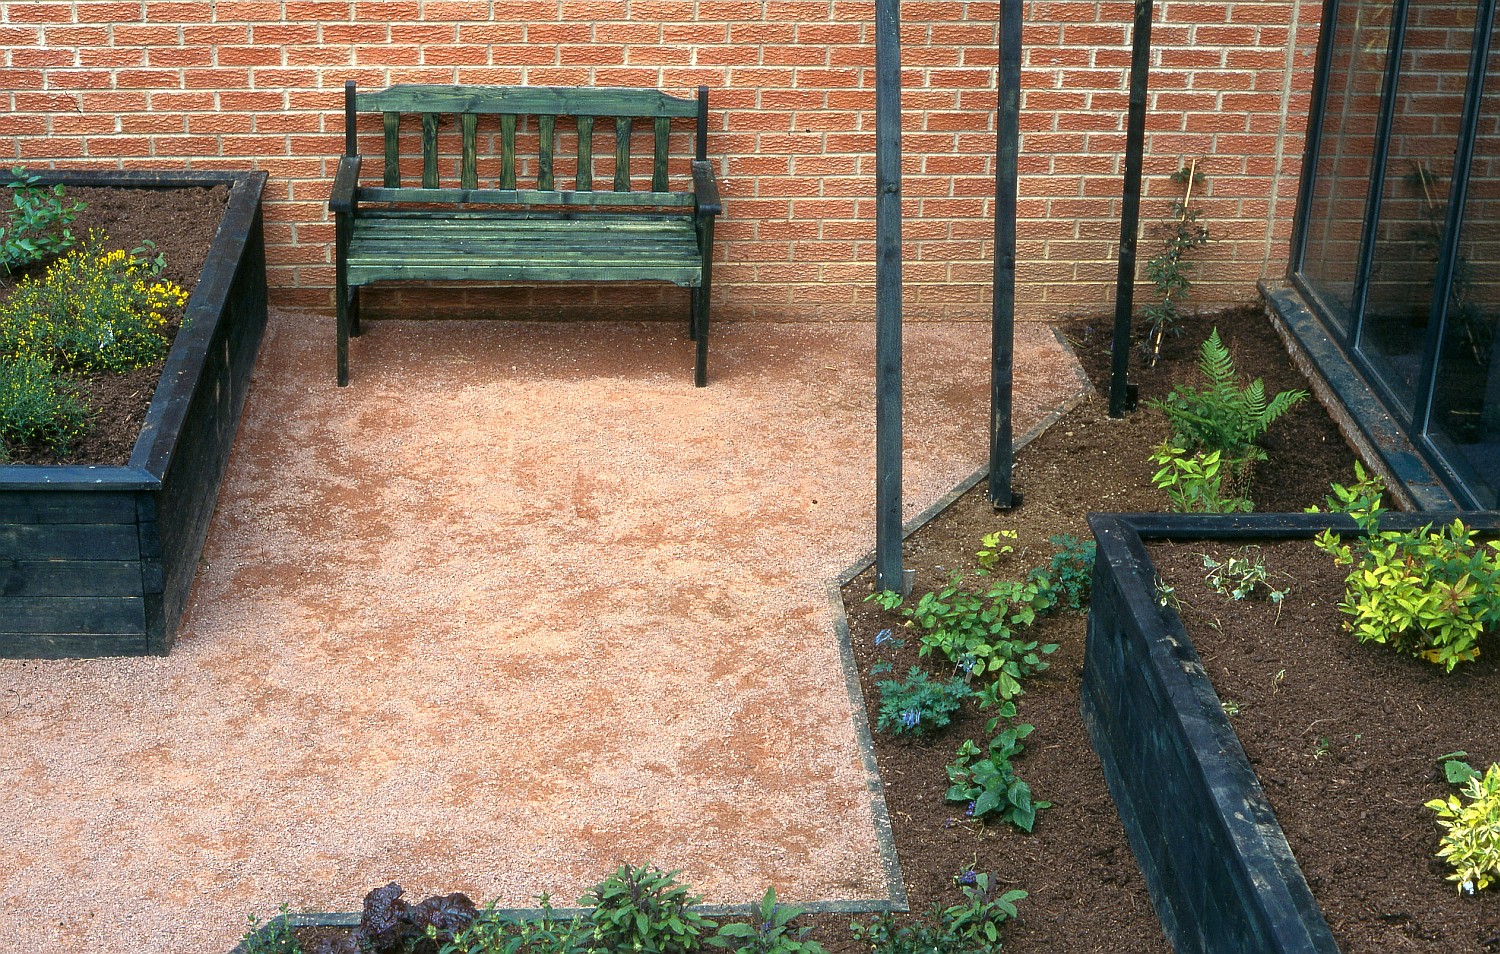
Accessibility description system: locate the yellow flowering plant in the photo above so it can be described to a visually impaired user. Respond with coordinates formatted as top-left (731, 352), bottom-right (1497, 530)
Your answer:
top-left (0, 230), bottom-right (188, 453)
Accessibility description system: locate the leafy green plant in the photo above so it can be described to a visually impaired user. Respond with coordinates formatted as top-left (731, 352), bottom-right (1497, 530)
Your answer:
top-left (1426, 761), bottom-right (1500, 895)
top-left (850, 870), bottom-right (1024, 954)
top-left (945, 716), bottom-right (1049, 831)
top-left (875, 666), bottom-right (972, 737)
top-left (940, 871), bottom-right (1026, 950)
top-left (1201, 548), bottom-right (1289, 607)
top-left (1044, 533), bottom-right (1095, 612)
top-left (1148, 328), bottom-right (1306, 498)
top-left (904, 576), bottom-right (1058, 699)
top-left (975, 530), bottom-right (1017, 571)
top-left (240, 903), bottom-right (304, 954)
top-left (709, 887), bottom-right (825, 954)
top-left (1440, 752), bottom-right (1481, 786)
top-left (1141, 162), bottom-right (1210, 367)
top-left (583, 865), bottom-right (717, 954)
top-left (1, 165), bottom-right (86, 272)
top-left (1149, 442), bottom-right (1253, 513)
top-left (0, 352), bottom-right (88, 454)
top-left (436, 894), bottom-right (589, 954)
top-left (1312, 466), bottom-right (1500, 671)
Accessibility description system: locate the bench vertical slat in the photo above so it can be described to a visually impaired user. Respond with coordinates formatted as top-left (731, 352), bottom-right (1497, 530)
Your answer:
top-left (421, 112), bottom-right (439, 189)
top-left (652, 117), bottom-right (670, 192)
top-left (538, 115), bottom-right (555, 191)
top-left (577, 115), bottom-right (594, 191)
top-left (460, 113), bottom-right (478, 189)
top-left (383, 112), bottom-right (400, 187)
top-left (614, 116), bottom-right (632, 192)
top-left (500, 115), bottom-right (517, 189)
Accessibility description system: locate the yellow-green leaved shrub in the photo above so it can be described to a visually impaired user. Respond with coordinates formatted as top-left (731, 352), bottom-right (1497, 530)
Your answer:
top-left (1427, 762), bottom-right (1500, 895)
top-left (1311, 465), bottom-right (1500, 671)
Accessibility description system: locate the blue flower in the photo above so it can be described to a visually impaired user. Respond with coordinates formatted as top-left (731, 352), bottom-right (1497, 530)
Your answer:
top-left (875, 628), bottom-right (894, 646)
top-left (965, 801), bottom-right (977, 817)
top-left (899, 709), bottom-right (921, 730)
top-left (956, 870), bottom-right (978, 887)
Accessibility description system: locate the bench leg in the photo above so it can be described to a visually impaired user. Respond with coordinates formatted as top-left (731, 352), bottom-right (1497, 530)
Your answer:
top-left (336, 279), bottom-right (350, 387)
top-left (688, 287), bottom-right (700, 341)
top-left (349, 285), bottom-right (362, 338)
top-left (693, 282), bottom-right (709, 387)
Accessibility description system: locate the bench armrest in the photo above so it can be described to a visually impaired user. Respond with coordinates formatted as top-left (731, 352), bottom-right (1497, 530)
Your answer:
top-left (692, 160), bottom-right (721, 217)
top-left (329, 155), bottom-right (362, 214)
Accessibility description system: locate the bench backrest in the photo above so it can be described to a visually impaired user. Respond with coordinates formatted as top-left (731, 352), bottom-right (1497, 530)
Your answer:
top-left (344, 83), bottom-right (708, 204)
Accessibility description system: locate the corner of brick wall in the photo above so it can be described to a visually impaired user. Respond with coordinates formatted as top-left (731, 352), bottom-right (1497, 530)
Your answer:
top-left (3, 0), bottom-right (1320, 321)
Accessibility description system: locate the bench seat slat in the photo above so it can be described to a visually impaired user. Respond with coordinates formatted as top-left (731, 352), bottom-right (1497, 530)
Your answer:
top-left (348, 263), bottom-right (703, 284)
top-left (347, 214), bottom-right (702, 286)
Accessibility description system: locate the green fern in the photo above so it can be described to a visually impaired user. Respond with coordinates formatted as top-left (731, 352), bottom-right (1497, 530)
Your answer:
top-left (1148, 329), bottom-right (1306, 492)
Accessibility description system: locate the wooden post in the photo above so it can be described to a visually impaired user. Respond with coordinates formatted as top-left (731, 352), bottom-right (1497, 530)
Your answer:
top-left (1109, 0), bottom-right (1154, 418)
top-left (989, 0), bottom-right (1023, 509)
top-left (874, 0), bottom-right (904, 593)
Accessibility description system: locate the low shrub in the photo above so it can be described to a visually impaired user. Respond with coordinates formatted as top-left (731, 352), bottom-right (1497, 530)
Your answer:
top-left (1427, 761), bottom-right (1500, 895)
top-left (584, 864), bottom-right (717, 954)
top-left (1313, 465), bottom-right (1500, 671)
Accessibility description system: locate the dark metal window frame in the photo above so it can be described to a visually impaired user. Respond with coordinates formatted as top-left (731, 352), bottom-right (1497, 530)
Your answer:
top-left (1288, 0), bottom-right (1499, 509)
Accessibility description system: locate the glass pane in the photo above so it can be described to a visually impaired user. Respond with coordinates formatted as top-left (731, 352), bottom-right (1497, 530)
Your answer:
top-left (1298, 0), bottom-right (1393, 334)
top-left (1428, 8), bottom-right (1500, 509)
top-left (1357, 0), bottom-right (1478, 417)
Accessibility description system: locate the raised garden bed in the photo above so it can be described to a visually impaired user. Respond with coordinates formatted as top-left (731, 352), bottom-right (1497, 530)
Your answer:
top-left (1083, 511), bottom-right (1500, 954)
top-left (0, 169), bottom-right (268, 657)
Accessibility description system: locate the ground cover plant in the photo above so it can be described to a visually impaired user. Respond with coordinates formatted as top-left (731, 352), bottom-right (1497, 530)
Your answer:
top-left (0, 176), bottom-right (228, 465)
top-left (259, 304), bottom-right (1362, 954)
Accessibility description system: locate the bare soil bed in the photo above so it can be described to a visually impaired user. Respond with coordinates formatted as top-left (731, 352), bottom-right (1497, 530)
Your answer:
top-left (1150, 538), bottom-right (1500, 953)
top-left (0, 182), bottom-right (228, 465)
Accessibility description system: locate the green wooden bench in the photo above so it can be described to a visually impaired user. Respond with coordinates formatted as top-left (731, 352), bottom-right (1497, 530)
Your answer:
top-left (329, 83), bottom-right (722, 387)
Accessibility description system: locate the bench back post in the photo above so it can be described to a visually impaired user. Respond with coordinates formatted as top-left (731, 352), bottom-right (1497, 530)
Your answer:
top-left (344, 80), bottom-right (357, 157)
top-left (696, 86), bottom-right (708, 163)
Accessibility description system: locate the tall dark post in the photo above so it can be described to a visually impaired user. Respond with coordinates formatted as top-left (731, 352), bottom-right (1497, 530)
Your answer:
top-left (989, 0), bottom-right (1023, 509)
top-left (1108, 0), bottom-right (1154, 418)
top-left (874, 0), bottom-right (904, 592)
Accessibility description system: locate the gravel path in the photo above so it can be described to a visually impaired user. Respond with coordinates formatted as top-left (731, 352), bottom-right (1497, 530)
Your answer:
top-left (0, 313), bottom-right (1084, 954)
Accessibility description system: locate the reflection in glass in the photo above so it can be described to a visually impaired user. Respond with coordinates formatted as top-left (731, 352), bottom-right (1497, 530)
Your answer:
top-left (1358, 0), bottom-right (1477, 417)
top-left (1299, 0), bottom-right (1393, 333)
top-left (1428, 8), bottom-right (1499, 508)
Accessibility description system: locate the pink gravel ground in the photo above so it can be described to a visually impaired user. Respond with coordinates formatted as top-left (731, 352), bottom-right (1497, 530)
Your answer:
top-left (0, 312), bottom-right (1085, 954)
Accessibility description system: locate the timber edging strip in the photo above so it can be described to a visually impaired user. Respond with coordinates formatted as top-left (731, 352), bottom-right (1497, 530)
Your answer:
top-left (1081, 510), bottom-right (1500, 954)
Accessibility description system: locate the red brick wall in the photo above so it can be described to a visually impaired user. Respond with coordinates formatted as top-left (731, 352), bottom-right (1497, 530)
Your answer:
top-left (2, 0), bottom-right (1321, 320)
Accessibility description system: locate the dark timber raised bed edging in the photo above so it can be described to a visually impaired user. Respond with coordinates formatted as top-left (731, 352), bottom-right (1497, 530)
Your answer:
top-left (1081, 511), bottom-right (1500, 954)
top-left (0, 169), bottom-right (268, 658)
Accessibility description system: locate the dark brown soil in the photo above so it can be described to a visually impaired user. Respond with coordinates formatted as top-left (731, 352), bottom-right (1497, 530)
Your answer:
top-left (1151, 539), bottom-right (1500, 953)
top-left (829, 305), bottom-right (1364, 953)
top-left (0, 183), bottom-right (229, 466)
